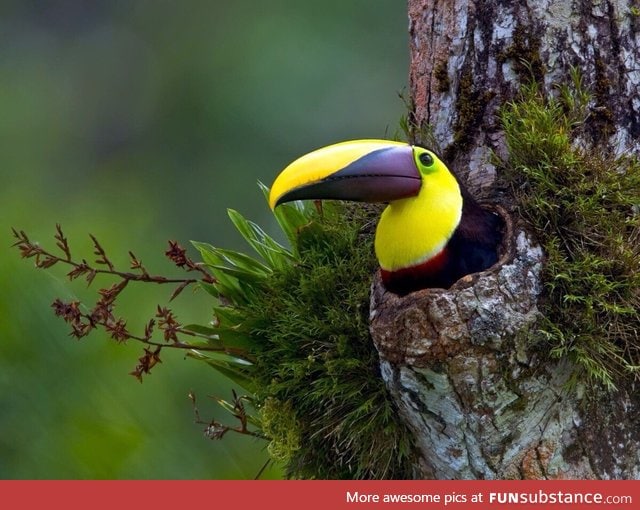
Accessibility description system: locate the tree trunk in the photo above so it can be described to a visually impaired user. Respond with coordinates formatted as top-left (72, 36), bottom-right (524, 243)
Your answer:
top-left (407, 0), bottom-right (640, 191)
top-left (368, 0), bottom-right (640, 479)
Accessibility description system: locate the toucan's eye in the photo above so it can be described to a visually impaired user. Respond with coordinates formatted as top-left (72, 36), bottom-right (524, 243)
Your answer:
top-left (419, 152), bottom-right (434, 167)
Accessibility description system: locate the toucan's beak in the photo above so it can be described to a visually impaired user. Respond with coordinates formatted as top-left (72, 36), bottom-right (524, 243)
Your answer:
top-left (269, 140), bottom-right (422, 209)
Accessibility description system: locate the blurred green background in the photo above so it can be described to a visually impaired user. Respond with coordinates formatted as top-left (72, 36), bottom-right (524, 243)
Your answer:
top-left (1, 1), bottom-right (408, 479)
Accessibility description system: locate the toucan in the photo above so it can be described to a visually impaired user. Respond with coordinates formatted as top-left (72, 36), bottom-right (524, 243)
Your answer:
top-left (269, 140), bottom-right (503, 295)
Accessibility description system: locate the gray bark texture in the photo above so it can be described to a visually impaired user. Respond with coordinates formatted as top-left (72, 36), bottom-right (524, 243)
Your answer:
top-left (368, 0), bottom-right (640, 479)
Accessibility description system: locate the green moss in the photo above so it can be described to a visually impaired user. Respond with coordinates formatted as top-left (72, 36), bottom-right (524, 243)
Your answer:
top-left (443, 66), bottom-right (496, 161)
top-left (506, 395), bottom-right (529, 413)
top-left (592, 56), bottom-right (615, 138)
top-left (260, 398), bottom-right (301, 464)
top-left (498, 77), bottom-right (640, 390)
top-left (434, 59), bottom-right (450, 93)
top-left (193, 198), bottom-right (417, 479)
top-left (251, 204), bottom-right (416, 478)
top-left (497, 21), bottom-right (545, 83)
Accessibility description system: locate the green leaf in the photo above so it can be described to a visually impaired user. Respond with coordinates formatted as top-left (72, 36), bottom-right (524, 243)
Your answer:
top-left (191, 241), bottom-right (245, 304)
top-left (206, 264), bottom-right (266, 285)
top-left (180, 324), bottom-right (225, 348)
top-left (213, 305), bottom-right (245, 326)
top-left (258, 181), bottom-right (312, 246)
top-left (182, 324), bottom-right (221, 337)
top-left (208, 247), bottom-right (271, 277)
top-left (187, 350), bottom-right (255, 392)
top-left (198, 281), bottom-right (220, 298)
top-left (183, 323), bottom-right (257, 351)
top-left (227, 209), bottom-right (293, 270)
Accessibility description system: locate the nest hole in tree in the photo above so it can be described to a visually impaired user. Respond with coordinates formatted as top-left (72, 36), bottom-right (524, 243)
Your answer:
top-left (380, 204), bottom-right (513, 296)
top-left (449, 204), bottom-right (515, 290)
top-left (370, 205), bottom-right (542, 367)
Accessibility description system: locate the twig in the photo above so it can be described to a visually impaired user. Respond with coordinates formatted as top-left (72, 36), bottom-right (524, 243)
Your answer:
top-left (189, 390), bottom-right (267, 441)
top-left (12, 225), bottom-right (247, 381)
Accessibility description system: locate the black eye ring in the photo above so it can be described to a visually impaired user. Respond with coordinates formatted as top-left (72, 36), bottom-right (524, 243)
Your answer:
top-left (419, 152), bottom-right (434, 167)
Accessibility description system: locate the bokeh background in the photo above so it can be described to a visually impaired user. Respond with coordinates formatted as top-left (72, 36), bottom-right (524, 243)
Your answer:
top-left (1, 1), bottom-right (408, 479)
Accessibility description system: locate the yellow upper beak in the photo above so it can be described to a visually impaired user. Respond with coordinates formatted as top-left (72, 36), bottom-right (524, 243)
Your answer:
top-left (269, 139), bottom-right (422, 209)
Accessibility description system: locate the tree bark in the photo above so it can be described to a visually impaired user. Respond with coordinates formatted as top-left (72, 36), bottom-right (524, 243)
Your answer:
top-left (368, 0), bottom-right (640, 479)
top-left (407, 0), bottom-right (640, 192)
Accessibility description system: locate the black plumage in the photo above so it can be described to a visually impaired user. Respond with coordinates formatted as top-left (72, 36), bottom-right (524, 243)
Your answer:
top-left (382, 183), bottom-right (503, 295)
